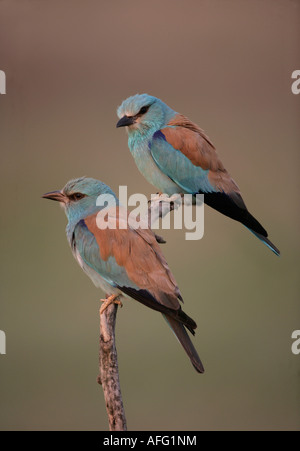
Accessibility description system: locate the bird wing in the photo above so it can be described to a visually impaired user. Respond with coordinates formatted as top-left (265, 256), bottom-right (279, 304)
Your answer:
top-left (149, 113), bottom-right (240, 196)
top-left (73, 207), bottom-right (197, 330)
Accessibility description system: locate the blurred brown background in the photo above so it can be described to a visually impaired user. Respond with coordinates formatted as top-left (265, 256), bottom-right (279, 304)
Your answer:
top-left (0, 0), bottom-right (299, 431)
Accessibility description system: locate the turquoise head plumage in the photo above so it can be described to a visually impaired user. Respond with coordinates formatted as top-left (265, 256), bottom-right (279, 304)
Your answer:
top-left (43, 177), bottom-right (118, 238)
top-left (117, 93), bottom-right (176, 143)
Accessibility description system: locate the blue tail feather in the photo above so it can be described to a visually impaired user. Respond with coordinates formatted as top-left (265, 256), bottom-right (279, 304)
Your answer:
top-left (246, 227), bottom-right (280, 256)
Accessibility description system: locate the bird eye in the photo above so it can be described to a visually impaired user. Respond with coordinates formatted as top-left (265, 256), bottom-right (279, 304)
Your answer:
top-left (138, 105), bottom-right (150, 115)
top-left (69, 193), bottom-right (85, 201)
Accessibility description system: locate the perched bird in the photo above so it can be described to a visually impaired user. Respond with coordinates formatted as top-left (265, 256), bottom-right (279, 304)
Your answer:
top-left (117, 94), bottom-right (280, 256)
top-left (43, 177), bottom-right (204, 373)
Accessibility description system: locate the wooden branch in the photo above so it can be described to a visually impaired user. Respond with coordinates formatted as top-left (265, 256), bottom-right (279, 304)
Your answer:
top-left (97, 302), bottom-right (127, 431)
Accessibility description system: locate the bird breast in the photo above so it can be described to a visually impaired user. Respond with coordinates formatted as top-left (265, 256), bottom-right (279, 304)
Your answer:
top-left (130, 140), bottom-right (182, 195)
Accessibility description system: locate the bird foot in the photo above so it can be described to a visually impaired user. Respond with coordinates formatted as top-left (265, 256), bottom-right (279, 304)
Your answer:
top-left (100, 294), bottom-right (123, 314)
top-left (149, 192), bottom-right (183, 208)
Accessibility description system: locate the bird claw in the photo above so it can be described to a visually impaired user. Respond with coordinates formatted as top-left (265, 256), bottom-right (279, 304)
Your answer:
top-left (100, 295), bottom-right (123, 314)
top-left (154, 233), bottom-right (166, 244)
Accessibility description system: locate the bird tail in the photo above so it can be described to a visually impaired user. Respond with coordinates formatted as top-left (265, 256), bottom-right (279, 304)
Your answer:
top-left (202, 192), bottom-right (280, 256)
top-left (163, 314), bottom-right (204, 373)
top-left (247, 227), bottom-right (280, 256)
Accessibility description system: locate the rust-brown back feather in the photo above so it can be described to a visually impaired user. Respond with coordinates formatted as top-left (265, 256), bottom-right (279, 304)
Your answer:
top-left (165, 114), bottom-right (240, 194)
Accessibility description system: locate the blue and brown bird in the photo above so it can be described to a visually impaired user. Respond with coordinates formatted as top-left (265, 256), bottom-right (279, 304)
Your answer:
top-left (117, 94), bottom-right (280, 256)
top-left (43, 177), bottom-right (204, 373)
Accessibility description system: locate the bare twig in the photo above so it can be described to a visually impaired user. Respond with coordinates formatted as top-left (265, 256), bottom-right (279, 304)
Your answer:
top-left (98, 302), bottom-right (127, 431)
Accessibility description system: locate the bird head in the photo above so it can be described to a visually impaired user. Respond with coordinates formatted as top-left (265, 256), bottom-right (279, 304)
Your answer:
top-left (43, 177), bottom-right (118, 227)
top-left (116, 94), bottom-right (175, 136)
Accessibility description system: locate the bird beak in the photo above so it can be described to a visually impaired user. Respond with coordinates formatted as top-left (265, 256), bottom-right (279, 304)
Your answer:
top-left (42, 191), bottom-right (67, 203)
top-left (116, 115), bottom-right (135, 128)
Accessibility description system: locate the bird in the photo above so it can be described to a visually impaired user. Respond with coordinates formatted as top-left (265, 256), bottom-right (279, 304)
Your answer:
top-left (116, 94), bottom-right (280, 256)
top-left (43, 177), bottom-right (204, 373)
